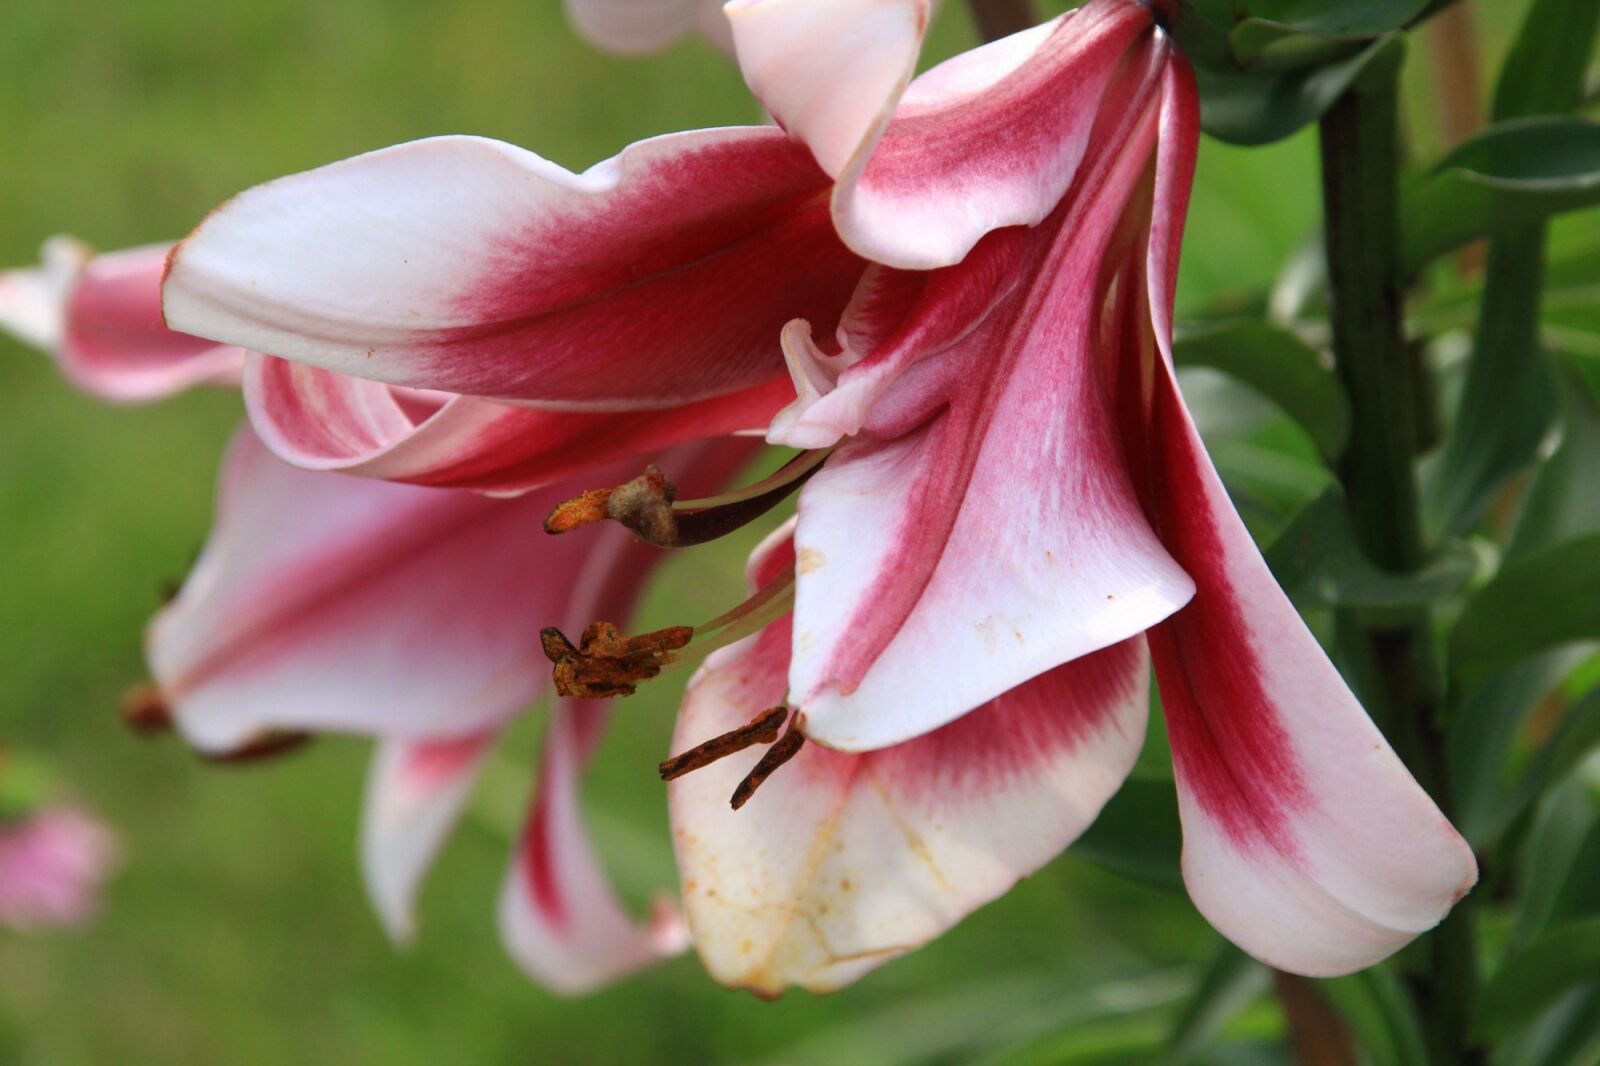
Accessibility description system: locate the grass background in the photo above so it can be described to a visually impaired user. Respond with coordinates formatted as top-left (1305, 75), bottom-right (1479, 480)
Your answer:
top-left (0, 1), bottom-right (1531, 1062)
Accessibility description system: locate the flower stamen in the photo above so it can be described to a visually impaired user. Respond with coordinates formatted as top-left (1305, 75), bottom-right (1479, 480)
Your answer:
top-left (658, 705), bottom-right (787, 781)
top-left (542, 563), bottom-right (795, 700)
top-left (730, 718), bottom-right (805, 810)
top-left (543, 450), bottom-right (829, 549)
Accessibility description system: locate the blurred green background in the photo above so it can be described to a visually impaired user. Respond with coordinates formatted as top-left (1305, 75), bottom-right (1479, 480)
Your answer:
top-left (0, 1), bottom-right (1534, 1062)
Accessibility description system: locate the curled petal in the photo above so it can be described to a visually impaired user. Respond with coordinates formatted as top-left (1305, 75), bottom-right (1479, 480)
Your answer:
top-left (834, 0), bottom-right (1154, 269)
top-left (165, 131), bottom-right (860, 407)
top-left (790, 81), bottom-right (1191, 752)
top-left (728, 0), bottom-right (930, 178)
top-left (246, 355), bottom-right (789, 494)
top-left (500, 703), bottom-right (688, 994)
top-left (0, 239), bottom-right (240, 403)
top-left (1145, 365), bottom-right (1476, 976)
top-left (565, 0), bottom-right (731, 53)
top-left (361, 733), bottom-right (497, 943)
top-left (671, 599), bottom-right (1149, 995)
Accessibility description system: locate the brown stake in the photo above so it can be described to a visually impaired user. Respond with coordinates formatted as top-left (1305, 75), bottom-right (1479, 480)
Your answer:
top-left (658, 706), bottom-right (788, 781)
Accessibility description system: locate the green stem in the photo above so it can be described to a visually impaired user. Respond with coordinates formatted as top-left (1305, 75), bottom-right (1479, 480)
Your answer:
top-left (1318, 64), bottom-right (1483, 1066)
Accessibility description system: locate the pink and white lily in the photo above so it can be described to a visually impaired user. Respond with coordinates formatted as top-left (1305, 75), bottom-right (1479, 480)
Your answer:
top-left (161, 0), bottom-right (1476, 993)
top-left (1, 244), bottom-right (765, 992)
top-left (0, 805), bottom-right (119, 932)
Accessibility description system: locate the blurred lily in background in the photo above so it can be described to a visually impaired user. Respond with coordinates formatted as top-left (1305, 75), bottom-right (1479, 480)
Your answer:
top-left (565, 0), bottom-right (733, 54)
top-left (0, 750), bottom-right (118, 935)
top-left (157, 0), bottom-right (1476, 997)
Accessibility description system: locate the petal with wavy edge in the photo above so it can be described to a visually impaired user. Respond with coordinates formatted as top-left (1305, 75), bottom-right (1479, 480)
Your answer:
top-left (150, 426), bottom-right (643, 751)
top-left (727, 0), bottom-right (930, 178)
top-left (361, 732), bottom-right (497, 944)
top-left (164, 131), bottom-right (860, 407)
top-left (565, 0), bottom-right (730, 54)
top-left (832, 0), bottom-right (1153, 269)
top-left (245, 354), bottom-right (789, 493)
top-left (0, 239), bottom-right (240, 403)
top-left (500, 702), bottom-right (689, 994)
top-left (789, 80), bottom-right (1190, 752)
top-left (671, 573), bottom-right (1149, 995)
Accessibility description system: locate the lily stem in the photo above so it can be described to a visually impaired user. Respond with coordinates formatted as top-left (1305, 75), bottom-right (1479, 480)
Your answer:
top-left (1318, 62), bottom-right (1482, 1066)
top-left (964, 0), bottom-right (1038, 42)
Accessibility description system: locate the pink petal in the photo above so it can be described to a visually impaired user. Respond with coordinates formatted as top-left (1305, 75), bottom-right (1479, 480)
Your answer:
top-left (565, 0), bottom-right (731, 53)
top-left (0, 239), bottom-right (240, 403)
top-left (789, 77), bottom-right (1191, 752)
top-left (832, 0), bottom-right (1154, 269)
top-left (670, 591), bottom-right (1149, 994)
top-left (246, 354), bottom-right (790, 494)
top-left (500, 702), bottom-right (688, 994)
top-left (727, 0), bottom-right (931, 178)
top-left (361, 732), bottom-right (497, 943)
top-left (164, 131), bottom-right (861, 407)
top-left (150, 426), bottom-right (644, 751)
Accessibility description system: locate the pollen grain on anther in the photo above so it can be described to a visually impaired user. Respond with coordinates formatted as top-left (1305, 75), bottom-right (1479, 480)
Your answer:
top-left (659, 705), bottom-right (788, 781)
top-left (541, 620), bottom-right (694, 699)
top-left (730, 720), bottom-right (806, 810)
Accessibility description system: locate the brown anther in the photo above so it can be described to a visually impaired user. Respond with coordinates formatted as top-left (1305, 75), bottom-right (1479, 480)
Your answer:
top-left (119, 682), bottom-right (173, 734)
top-left (730, 721), bottom-right (806, 810)
top-left (659, 706), bottom-right (788, 781)
top-left (203, 731), bottom-right (311, 764)
top-left (544, 466), bottom-right (681, 547)
top-left (543, 485), bottom-right (615, 535)
top-left (541, 620), bottom-right (694, 699)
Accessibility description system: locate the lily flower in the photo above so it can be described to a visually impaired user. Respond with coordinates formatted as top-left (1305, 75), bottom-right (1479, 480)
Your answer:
top-left (0, 804), bottom-right (119, 932)
top-left (160, 0), bottom-right (1475, 992)
top-left (0, 247), bottom-right (764, 992)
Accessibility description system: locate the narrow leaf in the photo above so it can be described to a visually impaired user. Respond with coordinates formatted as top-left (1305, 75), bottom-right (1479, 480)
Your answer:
top-left (1476, 917), bottom-right (1600, 1042)
top-left (1450, 533), bottom-right (1600, 685)
top-left (1073, 773), bottom-right (1184, 891)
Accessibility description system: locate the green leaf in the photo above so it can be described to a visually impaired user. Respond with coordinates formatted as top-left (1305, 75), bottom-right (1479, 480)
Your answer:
top-left (1166, 945), bottom-right (1270, 1063)
top-left (1173, 319), bottom-right (1348, 460)
top-left (1475, 916), bottom-right (1600, 1042)
top-left (1402, 117), bottom-right (1600, 275)
top-left (1449, 533), bottom-right (1600, 685)
top-left (1488, 687), bottom-right (1600, 847)
top-left (1421, 231), bottom-right (1560, 540)
top-left (1197, 33), bottom-right (1404, 146)
top-left (1512, 778), bottom-right (1600, 949)
top-left (1229, 0), bottom-right (1428, 70)
top-left (1519, 984), bottom-right (1600, 1066)
top-left (1266, 488), bottom-right (1477, 610)
top-left (1322, 966), bottom-right (1430, 1066)
top-left (1073, 772), bottom-right (1184, 891)
top-left (1491, 0), bottom-right (1600, 122)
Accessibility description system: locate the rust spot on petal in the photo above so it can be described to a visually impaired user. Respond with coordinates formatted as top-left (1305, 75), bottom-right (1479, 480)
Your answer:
top-left (541, 621), bottom-right (693, 699)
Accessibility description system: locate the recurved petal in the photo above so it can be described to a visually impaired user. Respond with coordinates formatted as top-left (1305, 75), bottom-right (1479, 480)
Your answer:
top-left (246, 354), bottom-right (789, 494)
top-left (1144, 367), bottom-right (1476, 976)
top-left (361, 733), bottom-right (497, 944)
top-left (727, 0), bottom-right (930, 179)
top-left (833, 0), bottom-right (1154, 269)
top-left (164, 131), bottom-right (859, 407)
top-left (789, 88), bottom-right (1191, 752)
top-left (0, 239), bottom-right (240, 403)
top-left (500, 702), bottom-right (688, 994)
top-left (566, 0), bottom-right (730, 53)
top-left (150, 426), bottom-right (636, 752)
top-left (670, 603), bottom-right (1149, 995)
